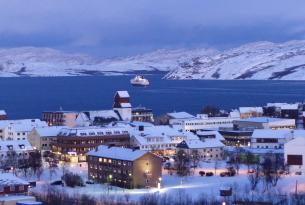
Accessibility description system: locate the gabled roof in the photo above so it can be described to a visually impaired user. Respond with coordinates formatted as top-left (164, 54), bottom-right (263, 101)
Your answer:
top-left (167, 111), bottom-right (195, 119)
top-left (0, 140), bottom-right (33, 152)
top-left (177, 139), bottom-right (225, 149)
top-left (116, 91), bottom-right (130, 98)
top-left (35, 126), bottom-right (66, 137)
top-left (0, 110), bottom-right (6, 115)
top-left (251, 129), bottom-right (292, 139)
top-left (87, 145), bottom-right (148, 161)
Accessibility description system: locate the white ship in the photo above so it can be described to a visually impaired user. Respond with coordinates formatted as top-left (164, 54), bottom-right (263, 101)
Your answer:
top-left (130, 75), bottom-right (150, 86)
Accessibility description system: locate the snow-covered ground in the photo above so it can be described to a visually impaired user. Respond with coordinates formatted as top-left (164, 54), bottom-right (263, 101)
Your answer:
top-left (23, 161), bottom-right (305, 202)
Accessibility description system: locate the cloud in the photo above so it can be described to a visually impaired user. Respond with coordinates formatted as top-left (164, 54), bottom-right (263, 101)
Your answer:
top-left (0, 0), bottom-right (304, 57)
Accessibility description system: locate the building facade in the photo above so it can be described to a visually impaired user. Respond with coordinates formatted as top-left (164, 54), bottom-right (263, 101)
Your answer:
top-left (132, 107), bottom-right (154, 122)
top-left (113, 91), bottom-right (132, 121)
top-left (42, 111), bottom-right (78, 127)
top-left (87, 145), bottom-right (162, 189)
top-left (53, 127), bottom-right (130, 162)
top-left (0, 173), bottom-right (29, 195)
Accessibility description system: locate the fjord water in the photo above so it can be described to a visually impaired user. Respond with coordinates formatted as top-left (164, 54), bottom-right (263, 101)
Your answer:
top-left (1, 74), bottom-right (305, 119)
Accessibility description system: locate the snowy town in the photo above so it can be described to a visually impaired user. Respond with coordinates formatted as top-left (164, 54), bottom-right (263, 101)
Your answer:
top-left (0, 90), bottom-right (305, 204)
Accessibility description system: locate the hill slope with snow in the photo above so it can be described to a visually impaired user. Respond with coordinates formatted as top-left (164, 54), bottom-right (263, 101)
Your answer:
top-left (165, 40), bottom-right (305, 80)
top-left (1, 40), bottom-right (305, 80)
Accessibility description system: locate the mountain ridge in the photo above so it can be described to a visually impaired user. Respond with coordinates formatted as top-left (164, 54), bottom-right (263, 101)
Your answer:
top-left (1, 40), bottom-right (305, 80)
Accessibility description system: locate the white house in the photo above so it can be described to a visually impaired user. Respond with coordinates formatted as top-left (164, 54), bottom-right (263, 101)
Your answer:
top-left (27, 126), bottom-right (66, 151)
top-left (0, 139), bottom-right (33, 161)
top-left (169, 112), bottom-right (240, 132)
top-left (129, 123), bottom-right (198, 156)
top-left (0, 119), bottom-right (48, 141)
top-left (177, 138), bottom-right (225, 160)
top-left (250, 129), bottom-right (305, 150)
top-left (284, 137), bottom-right (305, 174)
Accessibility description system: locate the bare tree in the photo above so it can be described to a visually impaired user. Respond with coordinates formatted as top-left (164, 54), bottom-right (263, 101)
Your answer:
top-left (190, 150), bottom-right (200, 173)
top-left (175, 150), bottom-right (191, 182)
top-left (248, 163), bottom-right (261, 191)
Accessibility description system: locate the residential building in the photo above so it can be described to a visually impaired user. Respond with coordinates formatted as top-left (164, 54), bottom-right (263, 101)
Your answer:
top-left (0, 140), bottom-right (34, 163)
top-left (284, 137), bottom-right (305, 174)
top-left (53, 126), bottom-right (130, 162)
top-left (239, 107), bottom-right (263, 119)
top-left (176, 138), bottom-right (225, 160)
top-left (27, 126), bottom-right (65, 151)
top-left (132, 107), bottom-right (154, 122)
top-left (0, 173), bottom-right (29, 195)
top-left (250, 129), bottom-right (305, 149)
top-left (233, 117), bottom-right (295, 130)
top-left (76, 110), bottom-right (121, 126)
top-left (264, 103), bottom-right (299, 119)
top-left (129, 123), bottom-right (198, 156)
top-left (42, 111), bottom-right (78, 127)
top-left (87, 145), bottom-right (162, 189)
top-left (0, 119), bottom-right (47, 140)
top-left (113, 91), bottom-right (132, 121)
top-left (169, 112), bottom-right (240, 132)
top-left (0, 110), bottom-right (7, 120)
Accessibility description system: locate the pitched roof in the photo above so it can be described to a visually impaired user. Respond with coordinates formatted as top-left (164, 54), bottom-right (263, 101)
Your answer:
top-left (0, 139), bottom-right (33, 152)
top-left (35, 126), bottom-right (66, 137)
top-left (116, 91), bottom-right (130, 98)
top-left (87, 145), bottom-right (148, 161)
top-left (167, 111), bottom-right (195, 119)
top-left (237, 117), bottom-right (291, 123)
top-left (177, 139), bottom-right (225, 149)
top-left (0, 110), bottom-right (6, 115)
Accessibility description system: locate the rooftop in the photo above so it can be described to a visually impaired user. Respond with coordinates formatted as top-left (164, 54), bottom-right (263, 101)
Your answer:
top-left (167, 111), bottom-right (195, 119)
top-left (236, 117), bottom-right (291, 123)
top-left (0, 173), bottom-right (29, 186)
top-left (116, 91), bottom-right (130, 98)
top-left (87, 145), bottom-right (148, 161)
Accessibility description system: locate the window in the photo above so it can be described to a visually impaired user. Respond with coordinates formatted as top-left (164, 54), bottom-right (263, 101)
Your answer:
top-left (19, 185), bottom-right (24, 191)
top-left (0, 186), bottom-right (3, 192)
top-left (10, 185), bottom-right (15, 191)
top-left (287, 155), bottom-right (303, 165)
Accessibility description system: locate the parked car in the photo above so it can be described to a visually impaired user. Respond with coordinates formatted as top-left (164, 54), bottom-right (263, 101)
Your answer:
top-left (50, 180), bottom-right (63, 186)
top-left (220, 167), bottom-right (236, 177)
top-left (86, 180), bottom-right (95, 184)
top-left (29, 181), bottom-right (36, 188)
top-left (199, 171), bottom-right (205, 176)
top-left (205, 172), bottom-right (214, 176)
top-left (295, 171), bottom-right (302, 175)
top-left (247, 169), bottom-right (255, 174)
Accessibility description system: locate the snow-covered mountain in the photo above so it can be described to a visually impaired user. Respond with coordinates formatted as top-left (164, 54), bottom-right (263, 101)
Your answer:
top-left (2, 40), bottom-right (305, 80)
top-left (0, 47), bottom-right (215, 77)
top-left (165, 40), bottom-right (305, 80)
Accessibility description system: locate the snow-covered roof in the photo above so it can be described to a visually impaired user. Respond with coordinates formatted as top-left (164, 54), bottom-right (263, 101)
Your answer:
top-left (178, 139), bottom-right (225, 149)
top-left (58, 126), bottom-right (129, 137)
top-left (237, 117), bottom-right (290, 123)
top-left (34, 126), bottom-right (66, 137)
top-left (0, 139), bottom-right (33, 152)
top-left (0, 173), bottom-right (29, 186)
top-left (86, 110), bottom-right (120, 120)
top-left (196, 130), bottom-right (225, 141)
top-left (239, 107), bottom-right (263, 113)
top-left (0, 110), bottom-right (6, 115)
top-left (267, 103), bottom-right (299, 110)
top-left (116, 91), bottom-right (130, 98)
top-left (120, 103), bottom-right (132, 108)
top-left (87, 145), bottom-right (148, 161)
top-left (167, 111), bottom-right (195, 119)
top-left (251, 129), bottom-right (292, 139)
top-left (0, 119), bottom-right (47, 129)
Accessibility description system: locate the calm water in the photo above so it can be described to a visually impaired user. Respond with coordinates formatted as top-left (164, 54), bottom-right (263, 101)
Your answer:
top-left (1, 74), bottom-right (305, 119)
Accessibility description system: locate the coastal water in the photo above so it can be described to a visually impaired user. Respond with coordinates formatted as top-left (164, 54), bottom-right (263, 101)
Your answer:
top-left (1, 74), bottom-right (305, 119)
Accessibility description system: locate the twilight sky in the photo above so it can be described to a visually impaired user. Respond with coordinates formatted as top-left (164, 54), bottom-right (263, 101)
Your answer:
top-left (0, 0), bottom-right (305, 57)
